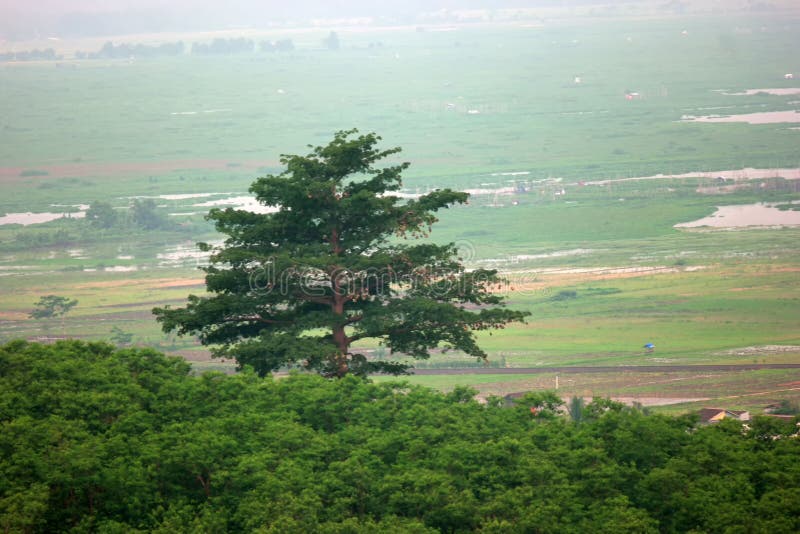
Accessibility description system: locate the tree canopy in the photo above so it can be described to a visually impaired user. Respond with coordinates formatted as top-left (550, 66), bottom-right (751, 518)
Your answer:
top-left (29, 295), bottom-right (78, 334)
top-left (154, 130), bottom-right (528, 377)
top-left (2, 340), bottom-right (800, 533)
top-left (29, 295), bottom-right (77, 320)
top-left (131, 198), bottom-right (170, 230)
top-left (85, 200), bottom-right (118, 229)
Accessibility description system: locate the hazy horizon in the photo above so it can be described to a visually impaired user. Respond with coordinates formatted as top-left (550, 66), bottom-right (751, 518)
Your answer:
top-left (3, 0), bottom-right (798, 41)
top-left (0, 1), bottom-right (572, 41)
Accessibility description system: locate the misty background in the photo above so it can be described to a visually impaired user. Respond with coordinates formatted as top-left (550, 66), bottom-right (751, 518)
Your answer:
top-left (3, 1), bottom-right (587, 40)
top-left (2, 1), bottom-right (794, 41)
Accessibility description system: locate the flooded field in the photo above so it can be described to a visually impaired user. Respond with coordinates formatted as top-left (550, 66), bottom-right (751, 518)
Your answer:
top-left (193, 196), bottom-right (280, 214)
top-left (156, 241), bottom-right (220, 268)
top-left (680, 110), bottom-right (800, 124)
top-left (675, 202), bottom-right (800, 229)
top-left (0, 209), bottom-right (86, 225)
top-left (724, 88), bottom-right (800, 96)
top-left (583, 167), bottom-right (800, 185)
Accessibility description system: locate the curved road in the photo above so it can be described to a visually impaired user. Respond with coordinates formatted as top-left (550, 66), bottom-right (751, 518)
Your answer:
top-left (411, 364), bottom-right (800, 375)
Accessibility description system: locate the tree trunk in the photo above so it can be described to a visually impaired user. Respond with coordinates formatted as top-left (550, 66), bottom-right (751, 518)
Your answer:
top-left (331, 293), bottom-right (349, 377)
top-left (330, 226), bottom-right (350, 377)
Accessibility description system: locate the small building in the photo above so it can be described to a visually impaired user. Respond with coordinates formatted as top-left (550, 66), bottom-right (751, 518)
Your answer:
top-left (698, 408), bottom-right (750, 424)
top-left (785, 73), bottom-right (794, 80)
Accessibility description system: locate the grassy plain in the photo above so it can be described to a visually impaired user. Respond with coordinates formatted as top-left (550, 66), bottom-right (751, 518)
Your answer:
top-left (1, 13), bottom-right (799, 413)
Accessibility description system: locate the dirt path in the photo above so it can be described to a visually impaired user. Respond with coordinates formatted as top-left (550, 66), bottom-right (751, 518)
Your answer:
top-left (410, 364), bottom-right (800, 376)
top-left (497, 265), bottom-right (707, 294)
top-left (717, 387), bottom-right (800, 400)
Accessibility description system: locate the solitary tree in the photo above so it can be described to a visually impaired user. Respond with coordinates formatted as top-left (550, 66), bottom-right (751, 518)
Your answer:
top-left (30, 295), bottom-right (78, 335)
top-left (86, 200), bottom-right (118, 229)
top-left (131, 199), bottom-right (168, 230)
top-left (110, 325), bottom-right (134, 346)
top-left (568, 396), bottom-right (585, 424)
top-left (154, 130), bottom-right (528, 377)
top-left (323, 31), bottom-right (340, 51)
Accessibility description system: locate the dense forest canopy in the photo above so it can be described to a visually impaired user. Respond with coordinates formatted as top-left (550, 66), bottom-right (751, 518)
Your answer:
top-left (1, 340), bottom-right (799, 532)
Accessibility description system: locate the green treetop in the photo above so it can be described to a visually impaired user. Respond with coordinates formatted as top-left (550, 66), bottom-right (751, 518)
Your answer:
top-left (154, 129), bottom-right (528, 377)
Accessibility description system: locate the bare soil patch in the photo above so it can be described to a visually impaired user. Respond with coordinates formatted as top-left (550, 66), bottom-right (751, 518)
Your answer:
top-left (79, 310), bottom-right (156, 321)
top-left (152, 278), bottom-right (205, 289)
top-left (695, 183), bottom-right (751, 195)
top-left (170, 349), bottom-right (215, 362)
top-left (98, 299), bottom-right (185, 309)
top-left (501, 265), bottom-right (706, 294)
top-left (609, 396), bottom-right (709, 407)
top-left (411, 364), bottom-right (800, 375)
top-left (718, 387), bottom-right (800, 400)
top-left (0, 311), bottom-right (28, 320)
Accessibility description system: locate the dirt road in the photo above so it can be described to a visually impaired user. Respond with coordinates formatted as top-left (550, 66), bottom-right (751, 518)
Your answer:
top-left (411, 364), bottom-right (800, 375)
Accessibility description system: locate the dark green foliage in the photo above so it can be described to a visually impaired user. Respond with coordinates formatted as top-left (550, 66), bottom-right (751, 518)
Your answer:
top-left (568, 395), bottom-right (586, 424)
top-left (85, 200), bottom-right (118, 229)
top-left (2, 228), bottom-right (77, 251)
top-left (29, 295), bottom-right (77, 333)
top-left (771, 399), bottom-right (800, 415)
top-left (2, 340), bottom-right (800, 532)
top-left (1, 340), bottom-right (798, 532)
top-left (87, 40), bottom-right (184, 59)
top-left (154, 130), bottom-right (528, 377)
top-left (131, 199), bottom-right (169, 230)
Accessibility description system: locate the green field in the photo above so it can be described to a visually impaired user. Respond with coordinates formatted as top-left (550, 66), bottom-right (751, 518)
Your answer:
top-left (2, 13), bottom-right (799, 413)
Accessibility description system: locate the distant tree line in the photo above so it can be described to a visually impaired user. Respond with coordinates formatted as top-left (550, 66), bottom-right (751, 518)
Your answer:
top-left (191, 37), bottom-right (295, 55)
top-left (2, 35), bottom-right (316, 63)
top-left (191, 38), bottom-right (254, 55)
top-left (0, 199), bottom-right (178, 253)
top-left (85, 199), bottom-right (172, 231)
top-left (0, 48), bottom-right (61, 62)
top-left (75, 40), bottom-right (185, 60)
top-left (68, 37), bottom-right (298, 60)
